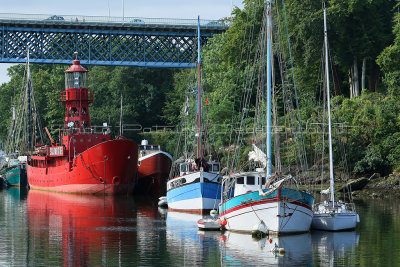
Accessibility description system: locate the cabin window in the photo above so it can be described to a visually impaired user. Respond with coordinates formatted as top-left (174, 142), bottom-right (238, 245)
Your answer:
top-left (236, 177), bottom-right (244, 184)
top-left (181, 178), bottom-right (186, 184)
top-left (213, 164), bottom-right (220, 172)
top-left (260, 177), bottom-right (266, 185)
top-left (247, 176), bottom-right (255, 185)
top-left (180, 163), bottom-right (188, 173)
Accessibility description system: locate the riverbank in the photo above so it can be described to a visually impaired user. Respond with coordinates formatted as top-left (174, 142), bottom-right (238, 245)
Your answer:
top-left (350, 173), bottom-right (400, 199)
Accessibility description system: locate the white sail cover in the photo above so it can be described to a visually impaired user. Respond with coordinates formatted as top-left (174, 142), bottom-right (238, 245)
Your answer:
top-left (320, 188), bottom-right (330, 195)
top-left (248, 144), bottom-right (267, 168)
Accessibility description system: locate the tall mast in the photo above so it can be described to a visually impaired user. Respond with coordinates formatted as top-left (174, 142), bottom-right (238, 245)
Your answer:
top-left (196, 16), bottom-right (202, 159)
top-left (27, 48), bottom-right (32, 150)
top-left (323, 3), bottom-right (335, 204)
top-left (266, 0), bottom-right (272, 181)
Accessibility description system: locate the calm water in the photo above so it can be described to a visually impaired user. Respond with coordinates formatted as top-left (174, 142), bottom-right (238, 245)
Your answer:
top-left (0, 188), bottom-right (399, 267)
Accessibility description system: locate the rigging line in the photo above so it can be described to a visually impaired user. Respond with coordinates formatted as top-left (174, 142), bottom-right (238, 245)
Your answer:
top-left (231, 2), bottom-right (269, 171)
top-left (226, 0), bottom-right (264, 170)
top-left (279, 203), bottom-right (300, 231)
top-left (281, 0), bottom-right (310, 182)
top-left (240, 193), bottom-right (265, 225)
top-left (275, 4), bottom-right (304, 179)
top-left (275, 2), bottom-right (308, 185)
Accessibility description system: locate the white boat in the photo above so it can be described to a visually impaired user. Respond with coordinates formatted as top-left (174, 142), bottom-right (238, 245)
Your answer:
top-left (166, 17), bottom-right (223, 214)
top-left (311, 5), bottom-right (359, 231)
top-left (197, 217), bottom-right (221, 230)
top-left (218, 1), bottom-right (314, 235)
top-left (219, 172), bottom-right (314, 234)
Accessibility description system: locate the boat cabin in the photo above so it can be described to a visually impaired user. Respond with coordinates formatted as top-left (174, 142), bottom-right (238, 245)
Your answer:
top-left (138, 139), bottom-right (161, 158)
top-left (231, 172), bottom-right (266, 196)
top-left (179, 161), bottom-right (220, 176)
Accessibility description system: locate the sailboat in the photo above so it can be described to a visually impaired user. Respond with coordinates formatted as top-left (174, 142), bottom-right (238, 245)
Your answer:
top-left (311, 3), bottom-right (359, 231)
top-left (218, 0), bottom-right (314, 234)
top-left (2, 50), bottom-right (42, 187)
top-left (166, 17), bottom-right (222, 214)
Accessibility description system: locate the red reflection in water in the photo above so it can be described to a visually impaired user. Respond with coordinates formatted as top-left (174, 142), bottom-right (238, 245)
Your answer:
top-left (26, 190), bottom-right (137, 266)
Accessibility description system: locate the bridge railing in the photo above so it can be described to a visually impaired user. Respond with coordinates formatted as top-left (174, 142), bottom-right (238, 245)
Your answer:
top-left (0, 13), bottom-right (231, 27)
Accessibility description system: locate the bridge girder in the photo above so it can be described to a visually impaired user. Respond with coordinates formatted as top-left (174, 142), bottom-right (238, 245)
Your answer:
top-left (0, 19), bottom-right (227, 68)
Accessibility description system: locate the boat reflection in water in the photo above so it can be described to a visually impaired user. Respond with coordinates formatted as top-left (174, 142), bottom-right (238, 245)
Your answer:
top-left (135, 196), bottom-right (168, 264)
top-left (26, 190), bottom-right (138, 266)
top-left (312, 230), bottom-right (360, 266)
top-left (219, 232), bottom-right (313, 266)
top-left (166, 211), bottom-right (221, 266)
top-left (6, 186), bottom-right (28, 201)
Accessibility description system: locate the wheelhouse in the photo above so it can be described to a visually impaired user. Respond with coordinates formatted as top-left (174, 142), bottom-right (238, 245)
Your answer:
top-left (229, 172), bottom-right (266, 196)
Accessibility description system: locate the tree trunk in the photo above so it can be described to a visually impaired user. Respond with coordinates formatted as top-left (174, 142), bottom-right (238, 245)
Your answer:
top-left (332, 64), bottom-right (342, 96)
top-left (368, 61), bottom-right (379, 92)
top-left (349, 69), bottom-right (354, 98)
top-left (353, 58), bottom-right (359, 97)
top-left (361, 58), bottom-right (366, 91)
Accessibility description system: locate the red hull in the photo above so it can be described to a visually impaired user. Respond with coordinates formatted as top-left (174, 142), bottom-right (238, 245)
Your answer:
top-left (28, 139), bottom-right (138, 195)
top-left (136, 151), bottom-right (172, 195)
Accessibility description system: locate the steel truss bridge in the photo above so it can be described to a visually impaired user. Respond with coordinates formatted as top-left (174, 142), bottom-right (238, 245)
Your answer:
top-left (0, 13), bottom-right (228, 68)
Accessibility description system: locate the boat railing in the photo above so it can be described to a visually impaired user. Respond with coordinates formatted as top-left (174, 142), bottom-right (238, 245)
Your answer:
top-left (316, 200), bottom-right (356, 213)
top-left (49, 124), bottom-right (142, 136)
top-left (60, 90), bottom-right (93, 103)
top-left (61, 126), bottom-right (110, 136)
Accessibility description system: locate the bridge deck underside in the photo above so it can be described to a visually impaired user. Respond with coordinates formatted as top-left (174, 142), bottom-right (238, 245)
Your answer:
top-left (0, 23), bottom-right (222, 67)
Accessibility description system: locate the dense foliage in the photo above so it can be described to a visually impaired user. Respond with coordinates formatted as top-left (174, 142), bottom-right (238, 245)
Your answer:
top-left (1, 0), bottom-right (400, 176)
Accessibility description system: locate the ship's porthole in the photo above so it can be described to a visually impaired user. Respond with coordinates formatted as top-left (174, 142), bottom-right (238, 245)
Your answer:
top-left (113, 176), bottom-right (120, 185)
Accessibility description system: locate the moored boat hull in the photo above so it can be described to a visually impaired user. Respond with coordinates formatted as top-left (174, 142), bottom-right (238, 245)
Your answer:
top-left (5, 164), bottom-right (27, 187)
top-left (167, 171), bottom-right (222, 215)
top-left (311, 212), bottom-right (358, 231)
top-left (28, 139), bottom-right (138, 195)
top-left (219, 188), bottom-right (314, 234)
top-left (136, 151), bottom-right (172, 195)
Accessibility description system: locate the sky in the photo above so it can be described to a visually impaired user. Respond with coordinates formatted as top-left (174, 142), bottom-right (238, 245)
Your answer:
top-left (0, 0), bottom-right (244, 85)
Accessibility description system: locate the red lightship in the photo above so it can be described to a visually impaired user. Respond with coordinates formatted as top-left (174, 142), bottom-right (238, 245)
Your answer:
top-left (27, 57), bottom-right (138, 195)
